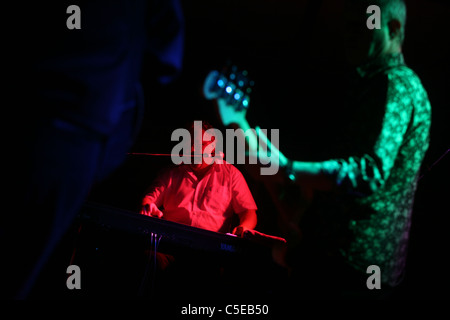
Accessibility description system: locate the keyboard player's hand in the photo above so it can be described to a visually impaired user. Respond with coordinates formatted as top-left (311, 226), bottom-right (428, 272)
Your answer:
top-left (232, 225), bottom-right (251, 237)
top-left (141, 203), bottom-right (164, 218)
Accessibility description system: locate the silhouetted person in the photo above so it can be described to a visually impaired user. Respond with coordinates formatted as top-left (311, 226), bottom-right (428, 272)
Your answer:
top-left (3, 0), bottom-right (184, 299)
top-left (213, 0), bottom-right (431, 299)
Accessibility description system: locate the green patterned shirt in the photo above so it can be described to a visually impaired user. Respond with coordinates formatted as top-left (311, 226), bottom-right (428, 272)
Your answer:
top-left (314, 53), bottom-right (431, 286)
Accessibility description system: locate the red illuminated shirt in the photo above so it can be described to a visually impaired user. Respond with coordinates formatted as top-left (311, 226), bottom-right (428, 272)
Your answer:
top-left (143, 161), bottom-right (258, 233)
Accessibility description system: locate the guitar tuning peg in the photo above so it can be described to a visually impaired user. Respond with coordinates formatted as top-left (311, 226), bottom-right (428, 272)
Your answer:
top-left (238, 96), bottom-right (250, 111)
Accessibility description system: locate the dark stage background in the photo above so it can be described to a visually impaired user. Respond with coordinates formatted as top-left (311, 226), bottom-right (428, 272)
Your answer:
top-left (16, 0), bottom-right (450, 300)
top-left (88, 0), bottom-right (449, 299)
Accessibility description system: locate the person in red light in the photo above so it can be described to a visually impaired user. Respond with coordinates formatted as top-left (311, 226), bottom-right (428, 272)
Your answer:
top-left (140, 120), bottom-right (258, 236)
top-left (138, 120), bottom-right (258, 299)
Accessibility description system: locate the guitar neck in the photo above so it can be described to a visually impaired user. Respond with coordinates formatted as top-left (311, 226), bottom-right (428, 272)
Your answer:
top-left (231, 117), bottom-right (260, 155)
top-left (208, 68), bottom-right (287, 167)
top-left (232, 118), bottom-right (288, 167)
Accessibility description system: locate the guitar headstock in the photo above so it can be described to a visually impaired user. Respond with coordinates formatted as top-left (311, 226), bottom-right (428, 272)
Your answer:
top-left (203, 64), bottom-right (254, 111)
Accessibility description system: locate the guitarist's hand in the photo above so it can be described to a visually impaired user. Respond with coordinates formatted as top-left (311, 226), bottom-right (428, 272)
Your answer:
top-left (216, 92), bottom-right (290, 174)
top-left (206, 66), bottom-right (289, 175)
top-left (216, 98), bottom-right (247, 127)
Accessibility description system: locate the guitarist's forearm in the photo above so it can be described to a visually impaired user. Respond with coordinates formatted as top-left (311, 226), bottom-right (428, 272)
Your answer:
top-left (291, 161), bottom-right (325, 176)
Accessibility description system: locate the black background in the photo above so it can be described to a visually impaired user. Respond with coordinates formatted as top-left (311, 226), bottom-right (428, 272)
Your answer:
top-left (89, 0), bottom-right (449, 299)
top-left (104, 0), bottom-right (449, 300)
top-left (13, 0), bottom-right (450, 300)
